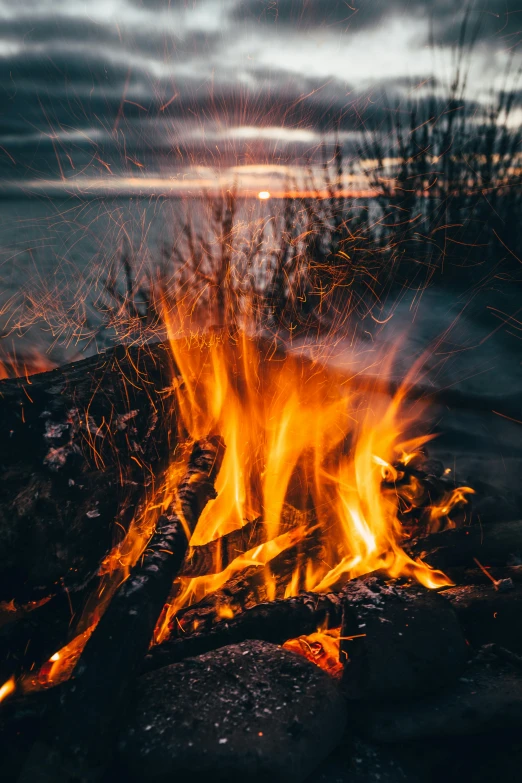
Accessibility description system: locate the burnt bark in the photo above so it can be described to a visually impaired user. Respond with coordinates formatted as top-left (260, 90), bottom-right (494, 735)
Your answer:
top-left (18, 436), bottom-right (224, 783)
top-left (0, 342), bottom-right (177, 603)
top-left (171, 529), bottom-right (326, 638)
top-left (142, 589), bottom-right (345, 673)
top-left (180, 504), bottom-right (312, 578)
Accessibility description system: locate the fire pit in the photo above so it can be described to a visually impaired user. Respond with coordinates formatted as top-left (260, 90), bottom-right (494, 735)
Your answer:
top-left (1, 334), bottom-right (521, 782)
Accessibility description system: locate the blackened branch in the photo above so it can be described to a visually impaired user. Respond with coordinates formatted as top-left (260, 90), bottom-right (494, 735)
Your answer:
top-left (18, 435), bottom-right (225, 783)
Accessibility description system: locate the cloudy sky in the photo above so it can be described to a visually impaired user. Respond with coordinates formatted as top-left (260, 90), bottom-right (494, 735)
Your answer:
top-left (0, 0), bottom-right (520, 195)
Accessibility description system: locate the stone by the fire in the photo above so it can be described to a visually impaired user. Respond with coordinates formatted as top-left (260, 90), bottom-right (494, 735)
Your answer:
top-left (315, 737), bottom-right (414, 783)
top-left (442, 583), bottom-right (522, 654)
top-left (118, 639), bottom-right (347, 783)
top-left (361, 655), bottom-right (522, 742)
top-left (341, 577), bottom-right (468, 702)
top-left (408, 519), bottom-right (522, 571)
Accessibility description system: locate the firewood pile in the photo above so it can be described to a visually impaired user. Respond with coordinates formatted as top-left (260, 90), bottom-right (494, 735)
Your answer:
top-left (1, 343), bottom-right (522, 783)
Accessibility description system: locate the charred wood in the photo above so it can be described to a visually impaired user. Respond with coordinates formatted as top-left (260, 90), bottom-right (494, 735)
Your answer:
top-left (0, 342), bottom-right (176, 603)
top-left (142, 590), bottom-right (345, 673)
top-left (18, 436), bottom-right (224, 783)
top-left (180, 504), bottom-right (312, 578)
top-left (384, 454), bottom-right (472, 535)
top-left (171, 530), bottom-right (326, 638)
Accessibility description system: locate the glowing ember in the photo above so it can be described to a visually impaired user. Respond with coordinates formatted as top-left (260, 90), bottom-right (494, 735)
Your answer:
top-left (0, 676), bottom-right (16, 703)
top-left (283, 628), bottom-right (344, 679)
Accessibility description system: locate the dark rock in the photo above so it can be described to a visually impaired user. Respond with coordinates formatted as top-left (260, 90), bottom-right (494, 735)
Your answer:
top-left (315, 736), bottom-right (416, 783)
top-left (362, 656), bottom-right (522, 741)
top-left (340, 577), bottom-right (468, 701)
top-left (119, 640), bottom-right (347, 783)
top-left (315, 732), bottom-right (522, 783)
top-left (471, 491), bottom-right (522, 526)
top-left (408, 732), bottom-right (522, 783)
top-left (407, 520), bottom-right (522, 571)
top-left (441, 583), bottom-right (522, 653)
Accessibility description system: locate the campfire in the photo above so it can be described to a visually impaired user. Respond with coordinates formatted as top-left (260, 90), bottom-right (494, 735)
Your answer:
top-left (1, 328), bottom-right (521, 782)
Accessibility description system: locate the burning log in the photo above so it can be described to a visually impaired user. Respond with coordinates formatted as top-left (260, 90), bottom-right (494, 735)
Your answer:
top-left (383, 453), bottom-right (474, 535)
top-left (180, 504), bottom-right (312, 578)
top-left (144, 574), bottom-right (468, 692)
top-left (0, 331), bottom-right (497, 609)
top-left (142, 590), bottom-right (345, 673)
top-left (170, 528), bottom-right (326, 638)
top-left (0, 342), bottom-right (176, 603)
top-left (19, 436), bottom-right (224, 783)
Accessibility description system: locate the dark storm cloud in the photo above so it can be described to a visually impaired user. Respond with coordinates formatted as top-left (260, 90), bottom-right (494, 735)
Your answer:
top-left (125, 0), bottom-right (202, 7)
top-left (232, 0), bottom-right (363, 26)
top-left (0, 22), bottom-right (477, 184)
top-left (1, 17), bottom-right (122, 47)
top-left (0, 49), bottom-right (131, 92)
top-left (0, 53), bottom-right (453, 158)
top-left (0, 14), bottom-right (222, 57)
top-left (0, 48), bottom-right (135, 147)
top-left (431, 1), bottom-right (522, 47)
top-left (0, 9), bottom-right (224, 147)
top-left (0, 40), bottom-right (408, 183)
top-left (232, 0), bottom-right (522, 47)
top-left (0, 47), bottom-right (357, 142)
top-left (0, 0), bottom-right (512, 187)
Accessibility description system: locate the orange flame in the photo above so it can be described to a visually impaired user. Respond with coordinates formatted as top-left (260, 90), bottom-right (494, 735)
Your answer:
top-left (283, 628), bottom-right (344, 678)
top-left (31, 321), bottom-right (471, 688)
top-left (0, 350), bottom-right (55, 380)
top-left (151, 319), bottom-right (460, 642)
top-left (0, 676), bottom-right (16, 703)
